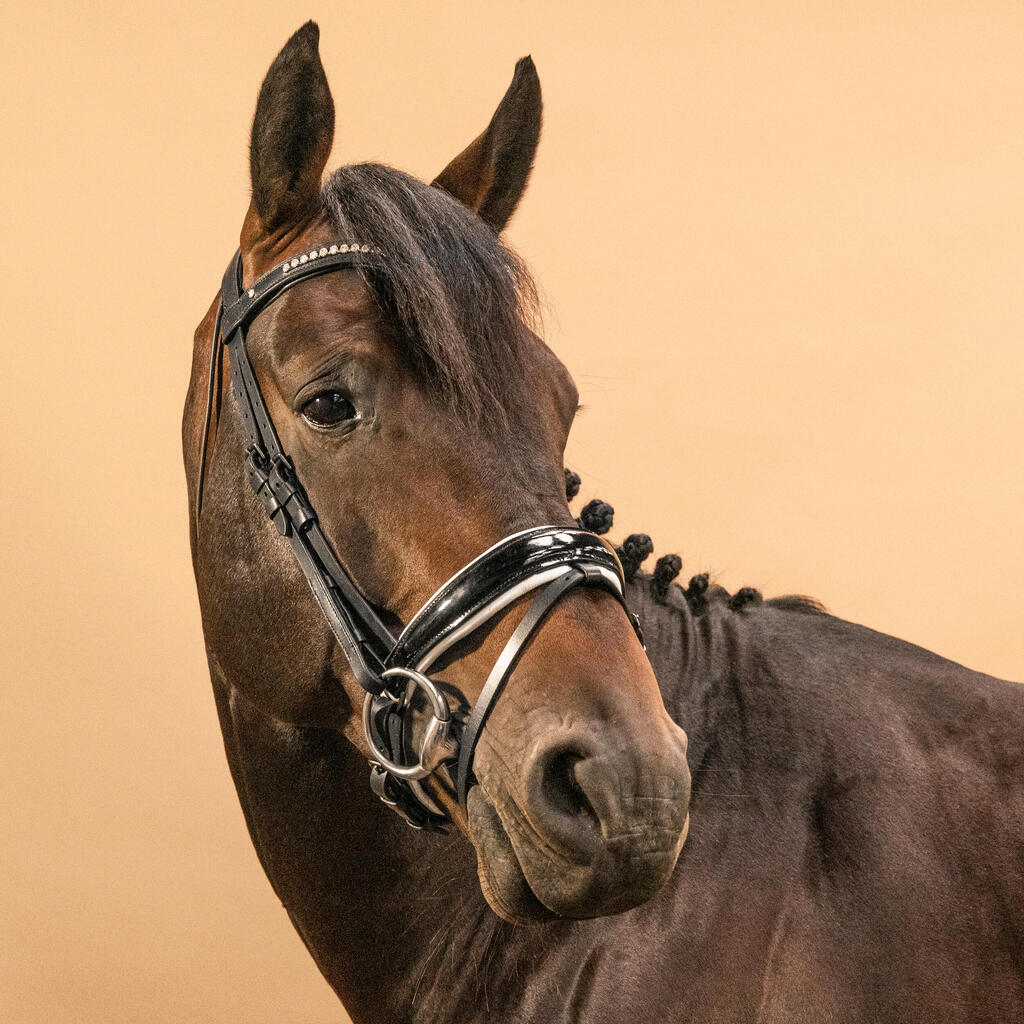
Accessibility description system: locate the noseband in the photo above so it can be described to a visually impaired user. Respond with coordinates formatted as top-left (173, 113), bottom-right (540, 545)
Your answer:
top-left (195, 243), bottom-right (644, 831)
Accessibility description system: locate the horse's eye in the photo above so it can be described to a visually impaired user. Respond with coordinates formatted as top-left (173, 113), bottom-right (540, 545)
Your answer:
top-left (301, 390), bottom-right (356, 428)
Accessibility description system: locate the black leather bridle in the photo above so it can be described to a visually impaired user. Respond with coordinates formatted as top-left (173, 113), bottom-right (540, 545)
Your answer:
top-left (195, 242), bottom-right (644, 831)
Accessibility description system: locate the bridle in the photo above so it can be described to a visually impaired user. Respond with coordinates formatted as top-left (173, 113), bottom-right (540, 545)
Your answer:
top-left (195, 241), bottom-right (644, 831)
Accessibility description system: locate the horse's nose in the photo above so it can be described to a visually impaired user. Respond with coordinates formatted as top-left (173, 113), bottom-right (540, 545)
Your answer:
top-left (522, 718), bottom-right (690, 875)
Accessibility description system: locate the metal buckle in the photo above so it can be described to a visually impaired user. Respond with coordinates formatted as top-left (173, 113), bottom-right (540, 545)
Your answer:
top-left (243, 445), bottom-right (318, 537)
top-left (362, 667), bottom-right (458, 781)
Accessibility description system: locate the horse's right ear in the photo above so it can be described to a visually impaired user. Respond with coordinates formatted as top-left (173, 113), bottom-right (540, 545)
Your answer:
top-left (248, 21), bottom-right (334, 236)
top-left (432, 57), bottom-right (542, 233)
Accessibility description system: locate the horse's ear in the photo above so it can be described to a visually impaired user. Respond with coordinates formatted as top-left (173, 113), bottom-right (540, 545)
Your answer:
top-left (248, 21), bottom-right (334, 235)
top-left (432, 57), bottom-right (542, 233)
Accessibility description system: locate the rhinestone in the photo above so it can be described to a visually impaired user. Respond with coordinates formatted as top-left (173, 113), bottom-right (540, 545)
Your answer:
top-left (290, 258), bottom-right (299, 268)
top-left (329, 244), bottom-right (338, 254)
top-left (300, 254), bottom-right (308, 263)
top-left (248, 288), bottom-right (255, 297)
top-left (309, 250), bottom-right (318, 260)
top-left (319, 247), bottom-right (328, 257)
top-left (339, 244), bottom-right (349, 253)
top-left (282, 264), bottom-right (290, 273)
top-left (361, 244), bottom-right (370, 253)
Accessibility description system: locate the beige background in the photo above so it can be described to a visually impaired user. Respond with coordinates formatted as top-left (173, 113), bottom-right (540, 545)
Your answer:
top-left (2, 2), bottom-right (1021, 1021)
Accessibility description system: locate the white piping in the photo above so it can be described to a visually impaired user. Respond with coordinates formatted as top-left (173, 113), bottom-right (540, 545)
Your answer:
top-left (414, 563), bottom-right (621, 674)
top-left (397, 525), bottom-right (564, 646)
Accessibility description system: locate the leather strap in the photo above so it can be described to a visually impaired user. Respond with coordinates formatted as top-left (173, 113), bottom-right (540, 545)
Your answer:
top-left (217, 248), bottom-right (396, 694)
top-left (388, 526), bottom-right (625, 673)
top-left (455, 567), bottom-right (590, 806)
top-left (220, 244), bottom-right (384, 340)
top-left (194, 301), bottom-right (224, 525)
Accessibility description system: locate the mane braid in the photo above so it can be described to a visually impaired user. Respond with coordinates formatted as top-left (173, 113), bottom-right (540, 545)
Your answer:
top-left (321, 163), bottom-right (539, 426)
top-left (563, 467), bottom-right (826, 616)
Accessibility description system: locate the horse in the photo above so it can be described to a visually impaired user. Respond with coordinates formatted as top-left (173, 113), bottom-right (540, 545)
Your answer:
top-left (183, 22), bottom-right (1024, 1023)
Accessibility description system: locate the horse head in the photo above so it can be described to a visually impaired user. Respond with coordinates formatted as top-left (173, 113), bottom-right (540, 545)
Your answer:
top-left (184, 21), bottom-right (690, 924)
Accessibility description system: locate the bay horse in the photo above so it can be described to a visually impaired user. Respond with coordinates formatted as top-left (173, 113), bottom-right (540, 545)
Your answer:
top-left (183, 22), bottom-right (1024, 1023)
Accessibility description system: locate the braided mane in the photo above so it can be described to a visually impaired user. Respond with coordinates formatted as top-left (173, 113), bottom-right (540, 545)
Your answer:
top-left (565, 468), bottom-right (826, 617)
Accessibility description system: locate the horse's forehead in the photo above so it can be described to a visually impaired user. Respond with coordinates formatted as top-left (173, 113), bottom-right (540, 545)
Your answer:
top-left (263, 271), bottom-right (386, 368)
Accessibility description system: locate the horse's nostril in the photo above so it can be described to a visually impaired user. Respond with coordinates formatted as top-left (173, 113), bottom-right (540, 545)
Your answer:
top-left (540, 748), bottom-right (600, 826)
top-left (532, 749), bottom-right (602, 835)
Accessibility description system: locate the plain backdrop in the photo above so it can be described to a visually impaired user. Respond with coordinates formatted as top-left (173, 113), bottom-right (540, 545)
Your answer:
top-left (2, 2), bottom-right (1021, 1021)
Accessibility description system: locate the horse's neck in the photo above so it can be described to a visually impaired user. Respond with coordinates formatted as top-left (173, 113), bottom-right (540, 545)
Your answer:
top-left (623, 578), bottom-right (771, 773)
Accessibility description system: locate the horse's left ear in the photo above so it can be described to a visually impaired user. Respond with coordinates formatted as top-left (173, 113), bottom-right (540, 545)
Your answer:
top-left (432, 56), bottom-right (542, 233)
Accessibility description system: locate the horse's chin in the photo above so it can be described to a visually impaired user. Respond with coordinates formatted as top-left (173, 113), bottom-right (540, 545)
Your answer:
top-left (466, 786), bottom-right (558, 923)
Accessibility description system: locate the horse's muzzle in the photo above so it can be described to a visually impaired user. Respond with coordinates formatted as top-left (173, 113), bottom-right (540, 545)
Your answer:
top-left (468, 711), bottom-right (691, 921)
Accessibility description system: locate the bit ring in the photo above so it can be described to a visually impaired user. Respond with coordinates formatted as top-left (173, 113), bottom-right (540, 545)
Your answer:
top-left (363, 667), bottom-right (457, 781)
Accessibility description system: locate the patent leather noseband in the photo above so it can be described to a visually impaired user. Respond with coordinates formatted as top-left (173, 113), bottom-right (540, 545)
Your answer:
top-left (196, 243), bottom-right (643, 831)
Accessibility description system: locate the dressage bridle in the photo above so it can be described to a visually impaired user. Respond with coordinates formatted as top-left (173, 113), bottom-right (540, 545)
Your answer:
top-left (194, 241), bottom-right (644, 831)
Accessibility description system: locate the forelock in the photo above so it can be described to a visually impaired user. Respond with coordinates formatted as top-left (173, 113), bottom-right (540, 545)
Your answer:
top-left (320, 163), bottom-right (539, 423)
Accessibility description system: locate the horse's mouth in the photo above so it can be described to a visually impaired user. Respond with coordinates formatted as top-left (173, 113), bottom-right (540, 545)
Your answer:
top-left (466, 784), bottom-right (559, 922)
top-left (466, 782), bottom-right (690, 924)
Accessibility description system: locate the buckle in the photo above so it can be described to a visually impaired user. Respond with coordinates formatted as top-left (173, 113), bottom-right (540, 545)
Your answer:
top-left (369, 762), bottom-right (448, 832)
top-left (244, 445), bottom-right (317, 536)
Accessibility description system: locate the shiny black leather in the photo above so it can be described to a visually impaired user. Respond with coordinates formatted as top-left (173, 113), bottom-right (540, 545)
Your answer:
top-left (219, 244), bottom-right (385, 340)
top-left (453, 566), bottom-right (595, 805)
top-left (387, 526), bottom-right (626, 672)
top-left (208, 249), bottom-right (398, 695)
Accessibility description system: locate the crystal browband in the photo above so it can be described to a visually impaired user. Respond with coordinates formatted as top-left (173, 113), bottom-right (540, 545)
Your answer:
top-left (280, 243), bottom-right (381, 274)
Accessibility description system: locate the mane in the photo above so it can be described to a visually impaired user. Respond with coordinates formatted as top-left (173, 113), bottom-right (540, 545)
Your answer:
top-left (321, 163), bottom-right (539, 424)
top-left (567, 469), bottom-right (826, 617)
